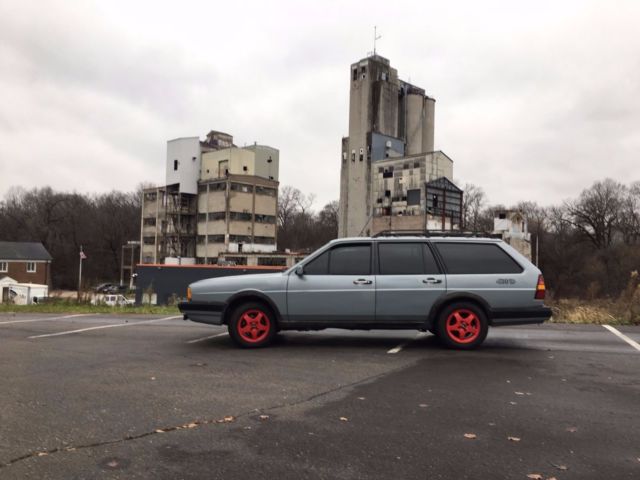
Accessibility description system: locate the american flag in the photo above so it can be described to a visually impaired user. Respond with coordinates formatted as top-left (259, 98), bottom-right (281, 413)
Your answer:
top-left (79, 250), bottom-right (87, 260)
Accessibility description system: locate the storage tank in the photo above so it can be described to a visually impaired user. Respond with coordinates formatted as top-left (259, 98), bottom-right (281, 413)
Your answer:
top-left (422, 97), bottom-right (435, 153)
top-left (405, 92), bottom-right (423, 155)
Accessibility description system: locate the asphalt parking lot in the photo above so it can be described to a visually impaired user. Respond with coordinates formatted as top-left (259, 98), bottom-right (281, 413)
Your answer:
top-left (0, 313), bottom-right (639, 480)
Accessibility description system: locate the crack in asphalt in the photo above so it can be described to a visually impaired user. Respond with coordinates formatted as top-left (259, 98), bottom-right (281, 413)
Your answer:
top-left (1, 367), bottom-right (399, 469)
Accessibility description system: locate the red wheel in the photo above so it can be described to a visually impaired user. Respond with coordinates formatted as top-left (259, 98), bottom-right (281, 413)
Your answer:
top-left (435, 302), bottom-right (488, 349)
top-left (445, 309), bottom-right (481, 344)
top-left (237, 309), bottom-right (271, 343)
top-left (228, 302), bottom-right (276, 348)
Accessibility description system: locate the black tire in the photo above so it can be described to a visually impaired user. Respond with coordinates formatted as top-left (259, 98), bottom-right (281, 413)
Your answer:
top-left (435, 302), bottom-right (488, 350)
top-left (227, 301), bottom-right (277, 348)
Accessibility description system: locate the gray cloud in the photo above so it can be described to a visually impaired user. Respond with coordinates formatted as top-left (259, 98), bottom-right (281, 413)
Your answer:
top-left (0, 0), bottom-right (639, 210)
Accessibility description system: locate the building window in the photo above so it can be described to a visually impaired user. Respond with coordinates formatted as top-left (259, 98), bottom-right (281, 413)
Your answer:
top-left (143, 217), bottom-right (156, 226)
top-left (255, 214), bottom-right (276, 224)
top-left (230, 183), bottom-right (253, 193)
top-left (208, 235), bottom-right (225, 243)
top-left (255, 186), bottom-right (277, 197)
top-left (352, 68), bottom-right (357, 81)
top-left (173, 160), bottom-right (178, 171)
top-left (144, 192), bottom-right (157, 202)
top-left (198, 184), bottom-right (207, 193)
top-left (351, 150), bottom-right (356, 162)
top-left (229, 212), bottom-right (253, 222)
top-left (208, 212), bottom-right (226, 221)
top-left (359, 148), bottom-right (364, 162)
top-left (196, 235), bottom-right (206, 244)
top-left (254, 236), bottom-right (276, 245)
top-left (26, 262), bottom-right (36, 273)
top-left (258, 257), bottom-right (287, 266)
top-left (197, 213), bottom-right (207, 222)
top-left (143, 236), bottom-right (156, 245)
top-left (0, 261), bottom-right (7, 272)
top-left (229, 235), bottom-right (252, 244)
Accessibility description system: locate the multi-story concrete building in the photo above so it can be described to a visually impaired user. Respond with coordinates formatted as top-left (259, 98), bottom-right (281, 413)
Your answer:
top-left (141, 131), bottom-right (280, 265)
top-left (339, 54), bottom-right (462, 237)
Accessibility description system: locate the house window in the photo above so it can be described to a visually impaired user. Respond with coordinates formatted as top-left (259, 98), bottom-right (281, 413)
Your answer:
top-left (0, 261), bottom-right (7, 272)
top-left (26, 262), bottom-right (36, 273)
top-left (173, 159), bottom-right (179, 171)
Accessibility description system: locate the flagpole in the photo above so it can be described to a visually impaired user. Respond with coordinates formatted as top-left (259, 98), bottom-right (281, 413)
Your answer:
top-left (77, 245), bottom-right (83, 302)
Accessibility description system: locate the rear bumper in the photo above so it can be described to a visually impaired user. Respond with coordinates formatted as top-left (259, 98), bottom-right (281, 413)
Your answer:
top-left (178, 301), bottom-right (226, 325)
top-left (489, 306), bottom-right (552, 326)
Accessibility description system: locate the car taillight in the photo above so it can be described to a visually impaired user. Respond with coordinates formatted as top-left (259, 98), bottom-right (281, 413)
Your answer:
top-left (534, 275), bottom-right (546, 300)
top-left (187, 287), bottom-right (192, 302)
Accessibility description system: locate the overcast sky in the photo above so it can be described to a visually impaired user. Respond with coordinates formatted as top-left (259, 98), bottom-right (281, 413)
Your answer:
top-left (1, 0), bottom-right (638, 209)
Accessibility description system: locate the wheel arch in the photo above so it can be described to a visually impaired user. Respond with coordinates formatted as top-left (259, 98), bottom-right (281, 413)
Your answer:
top-left (425, 293), bottom-right (491, 330)
top-left (222, 290), bottom-right (282, 325)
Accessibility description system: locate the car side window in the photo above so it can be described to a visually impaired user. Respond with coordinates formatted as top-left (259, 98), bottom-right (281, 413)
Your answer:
top-left (303, 250), bottom-right (329, 275)
top-left (423, 244), bottom-right (441, 274)
top-left (329, 244), bottom-right (371, 275)
top-left (378, 243), bottom-right (425, 275)
top-left (435, 243), bottom-right (523, 274)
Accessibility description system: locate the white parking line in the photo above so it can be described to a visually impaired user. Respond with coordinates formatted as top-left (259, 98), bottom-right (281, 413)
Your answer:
top-left (186, 332), bottom-right (228, 344)
top-left (28, 316), bottom-right (181, 339)
top-left (0, 313), bottom-right (95, 325)
top-left (603, 325), bottom-right (640, 352)
top-left (387, 333), bottom-right (428, 354)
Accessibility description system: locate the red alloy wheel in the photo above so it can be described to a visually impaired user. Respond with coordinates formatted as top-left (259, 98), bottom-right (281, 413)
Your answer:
top-left (445, 309), bottom-right (481, 344)
top-left (237, 309), bottom-right (271, 343)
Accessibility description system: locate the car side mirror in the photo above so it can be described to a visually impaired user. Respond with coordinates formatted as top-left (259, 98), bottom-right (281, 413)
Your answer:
top-left (294, 266), bottom-right (304, 276)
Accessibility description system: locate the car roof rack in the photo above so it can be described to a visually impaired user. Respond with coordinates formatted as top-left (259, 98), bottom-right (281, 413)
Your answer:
top-left (372, 230), bottom-right (503, 239)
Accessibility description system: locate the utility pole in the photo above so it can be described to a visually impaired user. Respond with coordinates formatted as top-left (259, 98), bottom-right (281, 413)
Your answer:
top-left (77, 245), bottom-right (84, 302)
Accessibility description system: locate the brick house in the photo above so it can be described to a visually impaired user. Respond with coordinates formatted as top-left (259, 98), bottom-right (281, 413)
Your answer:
top-left (0, 242), bottom-right (52, 286)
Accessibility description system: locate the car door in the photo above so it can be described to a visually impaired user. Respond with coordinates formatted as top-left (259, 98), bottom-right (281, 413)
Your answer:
top-left (375, 241), bottom-right (446, 324)
top-left (286, 242), bottom-right (375, 324)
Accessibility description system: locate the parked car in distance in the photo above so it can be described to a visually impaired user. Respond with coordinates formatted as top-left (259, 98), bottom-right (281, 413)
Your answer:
top-left (105, 284), bottom-right (127, 294)
top-left (94, 283), bottom-right (115, 293)
top-left (92, 294), bottom-right (134, 307)
top-left (179, 233), bottom-right (552, 349)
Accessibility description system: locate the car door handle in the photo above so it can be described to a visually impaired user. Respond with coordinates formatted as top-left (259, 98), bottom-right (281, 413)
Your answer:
top-left (423, 278), bottom-right (443, 284)
top-left (353, 279), bottom-right (373, 285)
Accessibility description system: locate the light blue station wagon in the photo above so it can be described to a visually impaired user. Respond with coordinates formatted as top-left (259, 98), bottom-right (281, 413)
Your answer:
top-left (179, 233), bottom-right (551, 349)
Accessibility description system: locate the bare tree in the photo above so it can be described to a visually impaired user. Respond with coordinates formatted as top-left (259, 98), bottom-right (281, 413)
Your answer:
top-left (565, 179), bottom-right (625, 249)
top-left (461, 183), bottom-right (486, 232)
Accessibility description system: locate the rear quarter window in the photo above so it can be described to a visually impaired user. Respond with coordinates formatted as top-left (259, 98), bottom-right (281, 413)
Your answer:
top-left (435, 243), bottom-right (523, 274)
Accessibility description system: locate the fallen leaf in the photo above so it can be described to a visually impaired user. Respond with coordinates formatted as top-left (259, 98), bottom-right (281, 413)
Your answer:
top-left (488, 422), bottom-right (496, 426)
top-left (155, 429), bottom-right (165, 433)
top-left (526, 474), bottom-right (543, 480)
top-left (259, 415), bottom-right (269, 420)
top-left (554, 465), bottom-right (568, 471)
top-left (357, 397), bottom-right (366, 400)
top-left (526, 392), bottom-right (532, 396)
top-left (463, 433), bottom-right (476, 439)
top-left (507, 436), bottom-right (521, 442)
top-left (515, 391), bottom-right (525, 396)
top-left (566, 427), bottom-right (578, 433)
top-left (339, 416), bottom-right (349, 422)
top-left (223, 416), bottom-right (235, 423)
top-left (186, 423), bottom-right (197, 429)
top-left (547, 477), bottom-right (558, 480)
top-left (107, 460), bottom-right (118, 468)
top-left (419, 404), bottom-right (428, 408)
top-left (510, 401), bottom-right (517, 405)
top-left (37, 452), bottom-right (48, 457)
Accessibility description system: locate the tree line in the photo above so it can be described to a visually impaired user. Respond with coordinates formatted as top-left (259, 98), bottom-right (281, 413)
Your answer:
top-left (460, 178), bottom-right (640, 298)
top-left (0, 187), bottom-right (141, 289)
top-left (1, 178), bottom-right (638, 299)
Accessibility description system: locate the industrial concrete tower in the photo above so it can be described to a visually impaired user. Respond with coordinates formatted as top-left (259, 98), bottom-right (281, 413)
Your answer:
top-left (339, 54), bottom-right (459, 238)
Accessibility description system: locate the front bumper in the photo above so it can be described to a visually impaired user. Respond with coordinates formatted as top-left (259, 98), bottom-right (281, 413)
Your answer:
top-left (178, 301), bottom-right (226, 325)
top-left (489, 306), bottom-right (552, 326)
